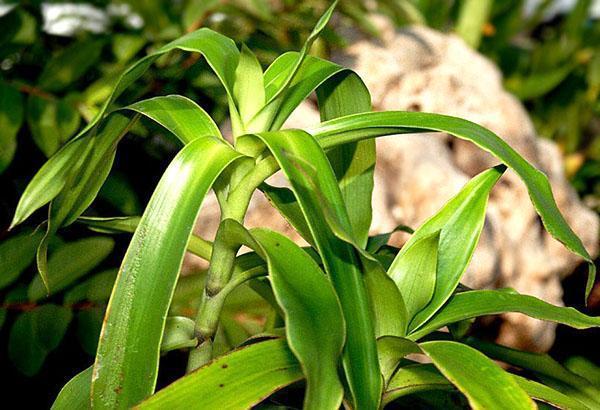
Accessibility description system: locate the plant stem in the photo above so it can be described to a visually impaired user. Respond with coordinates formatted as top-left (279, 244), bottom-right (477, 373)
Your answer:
top-left (187, 157), bottom-right (278, 371)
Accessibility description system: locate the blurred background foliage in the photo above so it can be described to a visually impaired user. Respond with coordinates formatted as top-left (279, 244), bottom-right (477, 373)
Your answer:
top-left (0, 0), bottom-right (598, 406)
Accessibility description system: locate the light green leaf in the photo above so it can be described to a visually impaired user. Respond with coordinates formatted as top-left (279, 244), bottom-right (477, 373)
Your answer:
top-left (565, 356), bottom-right (600, 387)
top-left (397, 166), bottom-right (504, 330)
top-left (311, 111), bottom-right (595, 300)
top-left (91, 136), bottom-right (241, 408)
top-left (466, 337), bottom-right (600, 407)
top-left (365, 261), bottom-right (408, 338)
top-left (264, 1), bottom-right (338, 106)
top-left (234, 44), bottom-right (265, 127)
top-left (125, 95), bottom-right (222, 144)
top-left (383, 363), bottom-right (454, 406)
top-left (139, 339), bottom-right (302, 409)
top-left (420, 340), bottom-right (535, 410)
top-left (409, 290), bottom-right (600, 340)
top-left (0, 81), bottom-right (23, 173)
top-left (251, 228), bottom-right (345, 410)
top-left (52, 366), bottom-right (92, 410)
top-left (0, 229), bottom-right (44, 290)
top-left (28, 236), bottom-right (114, 301)
top-left (10, 136), bottom-right (91, 228)
top-left (389, 231), bottom-right (440, 324)
top-left (239, 129), bottom-right (382, 409)
top-left (383, 363), bottom-right (588, 410)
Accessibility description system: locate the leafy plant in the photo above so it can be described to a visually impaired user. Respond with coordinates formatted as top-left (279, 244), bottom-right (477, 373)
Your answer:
top-left (8, 3), bottom-right (600, 409)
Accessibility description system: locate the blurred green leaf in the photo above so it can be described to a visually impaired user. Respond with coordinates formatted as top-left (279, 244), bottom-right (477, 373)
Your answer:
top-left (0, 81), bottom-right (23, 173)
top-left (64, 269), bottom-right (118, 304)
top-left (38, 39), bottom-right (104, 92)
top-left (27, 95), bottom-right (80, 157)
top-left (0, 229), bottom-right (44, 290)
top-left (77, 308), bottom-right (105, 356)
top-left (28, 236), bottom-right (114, 301)
top-left (8, 304), bottom-right (73, 376)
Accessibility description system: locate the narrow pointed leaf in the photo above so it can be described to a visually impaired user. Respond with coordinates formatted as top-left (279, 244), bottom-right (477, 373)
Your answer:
top-left (75, 28), bottom-right (240, 142)
top-left (311, 111), bottom-right (595, 299)
top-left (139, 339), bottom-right (303, 409)
top-left (389, 231), bottom-right (440, 324)
top-left (234, 44), bottom-right (265, 126)
top-left (10, 136), bottom-right (91, 227)
top-left (91, 137), bottom-right (241, 408)
top-left (420, 340), bottom-right (535, 410)
top-left (393, 166), bottom-right (505, 330)
top-left (409, 290), bottom-right (600, 340)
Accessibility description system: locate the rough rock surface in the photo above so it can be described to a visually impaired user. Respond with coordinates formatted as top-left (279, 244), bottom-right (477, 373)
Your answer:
top-left (188, 21), bottom-right (599, 352)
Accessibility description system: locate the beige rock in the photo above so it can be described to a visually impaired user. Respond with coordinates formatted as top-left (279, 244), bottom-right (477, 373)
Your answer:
top-left (189, 21), bottom-right (599, 352)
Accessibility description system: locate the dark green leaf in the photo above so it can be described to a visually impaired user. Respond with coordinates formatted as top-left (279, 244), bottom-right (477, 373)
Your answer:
top-left (0, 229), bottom-right (44, 290)
top-left (0, 81), bottom-right (23, 173)
top-left (28, 236), bottom-right (114, 301)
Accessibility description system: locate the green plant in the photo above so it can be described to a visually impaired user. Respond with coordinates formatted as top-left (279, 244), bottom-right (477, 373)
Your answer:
top-left (9, 3), bottom-right (600, 409)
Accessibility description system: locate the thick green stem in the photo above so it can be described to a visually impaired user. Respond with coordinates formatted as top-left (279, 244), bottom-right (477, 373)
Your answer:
top-left (188, 157), bottom-right (278, 371)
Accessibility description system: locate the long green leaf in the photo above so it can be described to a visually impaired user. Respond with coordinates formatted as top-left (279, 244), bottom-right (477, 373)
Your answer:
top-left (11, 27), bottom-right (241, 230)
top-left (139, 339), bottom-right (303, 409)
top-left (384, 363), bottom-right (588, 409)
top-left (239, 129), bottom-right (382, 409)
top-left (125, 95), bottom-right (222, 144)
top-left (409, 290), bottom-right (600, 340)
top-left (251, 228), bottom-right (345, 410)
top-left (75, 28), bottom-right (240, 143)
top-left (10, 136), bottom-right (91, 227)
top-left (91, 136), bottom-right (241, 408)
top-left (420, 341), bottom-right (535, 410)
top-left (310, 111), bottom-right (595, 299)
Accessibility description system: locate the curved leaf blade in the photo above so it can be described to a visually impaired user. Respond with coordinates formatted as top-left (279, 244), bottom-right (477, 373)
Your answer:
top-left (311, 111), bottom-right (595, 300)
top-left (409, 290), bottom-right (600, 340)
top-left (251, 229), bottom-right (345, 410)
top-left (52, 367), bottom-right (92, 410)
top-left (139, 339), bottom-right (302, 409)
top-left (240, 129), bottom-right (382, 409)
top-left (125, 95), bottom-right (222, 144)
top-left (420, 340), bottom-right (535, 410)
top-left (91, 136), bottom-right (241, 408)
